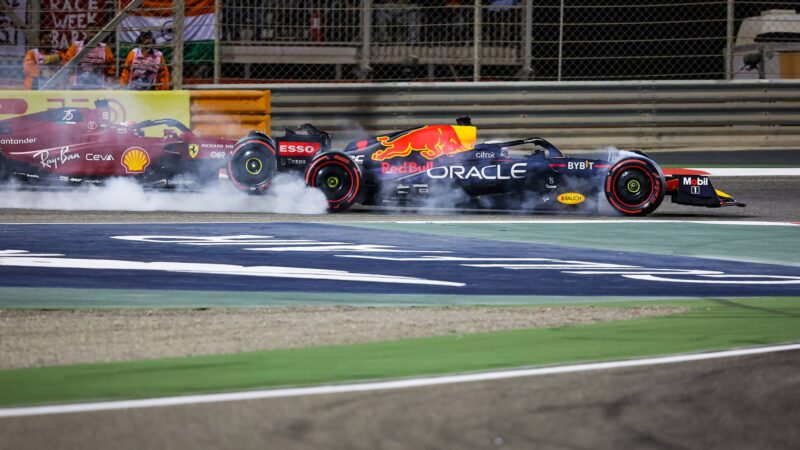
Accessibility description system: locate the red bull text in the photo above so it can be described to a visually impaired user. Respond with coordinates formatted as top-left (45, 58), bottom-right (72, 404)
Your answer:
top-left (381, 161), bottom-right (434, 174)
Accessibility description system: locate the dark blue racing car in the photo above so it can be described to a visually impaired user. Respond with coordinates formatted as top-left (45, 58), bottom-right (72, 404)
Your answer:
top-left (226, 117), bottom-right (744, 216)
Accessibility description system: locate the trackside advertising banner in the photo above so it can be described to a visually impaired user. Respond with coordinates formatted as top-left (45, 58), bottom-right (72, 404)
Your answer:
top-left (117, 0), bottom-right (215, 63)
top-left (0, 90), bottom-right (190, 135)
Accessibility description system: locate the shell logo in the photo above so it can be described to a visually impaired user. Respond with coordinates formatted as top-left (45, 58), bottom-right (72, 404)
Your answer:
top-left (557, 192), bottom-right (586, 205)
top-left (121, 147), bottom-right (150, 173)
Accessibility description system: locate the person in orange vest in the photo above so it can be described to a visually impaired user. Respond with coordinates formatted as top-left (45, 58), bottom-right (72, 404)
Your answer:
top-left (120, 31), bottom-right (170, 90)
top-left (22, 31), bottom-right (63, 89)
top-left (64, 24), bottom-right (115, 89)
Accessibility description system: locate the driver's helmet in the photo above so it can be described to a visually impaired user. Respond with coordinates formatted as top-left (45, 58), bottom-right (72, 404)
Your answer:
top-left (483, 140), bottom-right (511, 158)
top-left (121, 120), bottom-right (144, 137)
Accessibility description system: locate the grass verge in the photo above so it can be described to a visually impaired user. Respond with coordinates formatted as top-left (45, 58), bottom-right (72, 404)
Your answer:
top-left (0, 297), bottom-right (798, 408)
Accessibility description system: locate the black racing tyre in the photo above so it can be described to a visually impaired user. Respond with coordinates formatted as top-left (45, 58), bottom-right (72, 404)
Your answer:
top-left (0, 156), bottom-right (7, 182)
top-left (227, 135), bottom-right (277, 193)
top-left (305, 152), bottom-right (362, 211)
top-left (604, 157), bottom-right (665, 216)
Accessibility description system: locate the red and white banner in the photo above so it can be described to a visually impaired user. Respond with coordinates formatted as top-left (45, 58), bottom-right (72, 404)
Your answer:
top-left (42, 0), bottom-right (108, 50)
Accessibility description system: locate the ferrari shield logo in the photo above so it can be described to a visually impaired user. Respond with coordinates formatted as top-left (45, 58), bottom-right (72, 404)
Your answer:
top-left (188, 144), bottom-right (200, 159)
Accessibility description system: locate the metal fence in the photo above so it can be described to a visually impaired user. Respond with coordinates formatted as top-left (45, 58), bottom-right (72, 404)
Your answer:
top-left (254, 79), bottom-right (800, 151)
top-left (1, 0), bottom-right (799, 88)
top-left (217, 0), bottom-right (800, 82)
top-left (0, 0), bottom-right (210, 90)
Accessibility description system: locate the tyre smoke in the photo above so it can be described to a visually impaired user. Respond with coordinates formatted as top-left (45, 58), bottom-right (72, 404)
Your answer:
top-left (0, 173), bottom-right (329, 214)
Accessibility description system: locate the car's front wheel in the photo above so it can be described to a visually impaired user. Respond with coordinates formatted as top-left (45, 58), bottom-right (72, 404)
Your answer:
top-left (604, 157), bottom-right (665, 216)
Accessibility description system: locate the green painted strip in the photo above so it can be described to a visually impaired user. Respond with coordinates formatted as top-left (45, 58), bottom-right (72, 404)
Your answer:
top-left (0, 286), bottom-right (752, 309)
top-left (0, 298), bottom-right (798, 407)
top-left (339, 222), bottom-right (800, 267)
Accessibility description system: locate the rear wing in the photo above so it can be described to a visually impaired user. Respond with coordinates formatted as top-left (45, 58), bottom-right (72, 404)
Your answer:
top-left (275, 123), bottom-right (332, 172)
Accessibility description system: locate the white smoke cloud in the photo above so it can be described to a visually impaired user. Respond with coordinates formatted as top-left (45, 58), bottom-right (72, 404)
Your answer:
top-left (0, 93), bottom-right (335, 214)
top-left (599, 146), bottom-right (643, 164)
top-left (0, 173), bottom-right (329, 214)
top-left (418, 182), bottom-right (471, 213)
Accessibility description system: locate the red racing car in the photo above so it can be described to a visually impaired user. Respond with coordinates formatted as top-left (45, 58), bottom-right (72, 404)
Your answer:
top-left (0, 100), bottom-right (235, 189)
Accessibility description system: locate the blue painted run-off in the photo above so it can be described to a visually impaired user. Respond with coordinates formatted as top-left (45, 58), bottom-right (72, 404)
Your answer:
top-left (0, 223), bottom-right (798, 296)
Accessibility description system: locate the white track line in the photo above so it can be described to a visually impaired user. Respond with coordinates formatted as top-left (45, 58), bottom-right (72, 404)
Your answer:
top-left (1, 343), bottom-right (798, 418)
top-left (386, 220), bottom-right (799, 226)
top-left (1, 220), bottom-right (797, 226)
top-left (689, 168), bottom-right (800, 177)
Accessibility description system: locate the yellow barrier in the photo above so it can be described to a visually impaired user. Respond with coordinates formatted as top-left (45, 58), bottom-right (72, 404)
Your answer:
top-left (0, 90), bottom-right (190, 126)
top-left (189, 90), bottom-right (270, 139)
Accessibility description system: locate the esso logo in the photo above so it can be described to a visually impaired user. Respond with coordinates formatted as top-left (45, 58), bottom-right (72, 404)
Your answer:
top-left (279, 142), bottom-right (320, 156)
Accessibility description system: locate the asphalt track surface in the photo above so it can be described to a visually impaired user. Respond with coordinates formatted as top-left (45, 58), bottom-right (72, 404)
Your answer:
top-left (0, 175), bottom-right (797, 223)
top-left (645, 149), bottom-right (800, 167)
top-left (0, 174), bottom-right (798, 449)
top-left (1, 349), bottom-right (798, 450)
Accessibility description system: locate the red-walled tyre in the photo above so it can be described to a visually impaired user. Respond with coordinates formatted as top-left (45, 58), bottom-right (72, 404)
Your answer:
top-left (604, 158), bottom-right (665, 216)
top-left (305, 152), bottom-right (362, 211)
top-left (227, 134), bottom-right (277, 193)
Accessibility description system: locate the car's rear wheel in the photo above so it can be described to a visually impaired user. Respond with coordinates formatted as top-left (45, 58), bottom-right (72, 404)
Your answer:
top-left (305, 152), bottom-right (362, 211)
top-left (604, 158), bottom-right (665, 216)
top-left (227, 135), bottom-right (277, 193)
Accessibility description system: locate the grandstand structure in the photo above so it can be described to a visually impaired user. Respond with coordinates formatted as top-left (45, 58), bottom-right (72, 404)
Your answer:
top-left (0, 1), bottom-right (798, 88)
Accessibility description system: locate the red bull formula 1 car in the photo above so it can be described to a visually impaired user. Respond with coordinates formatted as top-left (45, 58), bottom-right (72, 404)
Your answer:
top-left (0, 100), bottom-right (235, 189)
top-left (230, 117), bottom-right (744, 216)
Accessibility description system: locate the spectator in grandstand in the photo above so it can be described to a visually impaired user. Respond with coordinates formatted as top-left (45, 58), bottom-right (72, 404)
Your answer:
top-left (486, 0), bottom-right (518, 43)
top-left (326, 0), bottom-right (360, 42)
top-left (64, 24), bottom-right (116, 89)
top-left (23, 31), bottom-right (63, 90)
top-left (443, 0), bottom-right (469, 43)
top-left (375, 0), bottom-right (420, 43)
top-left (120, 31), bottom-right (170, 90)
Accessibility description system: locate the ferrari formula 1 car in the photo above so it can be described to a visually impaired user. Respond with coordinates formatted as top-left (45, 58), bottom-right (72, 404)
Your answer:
top-left (230, 117), bottom-right (744, 216)
top-left (0, 100), bottom-right (236, 189)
